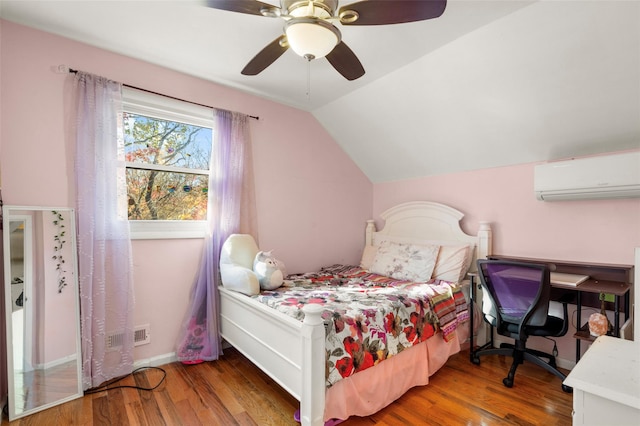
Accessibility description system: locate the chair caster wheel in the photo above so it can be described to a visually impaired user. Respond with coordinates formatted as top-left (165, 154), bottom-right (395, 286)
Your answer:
top-left (562, 384), bottom-right (573, 393)
top-left (471, 356), bottom-right (480, 365)
top-left (503, 378), bottom-right (513, 388)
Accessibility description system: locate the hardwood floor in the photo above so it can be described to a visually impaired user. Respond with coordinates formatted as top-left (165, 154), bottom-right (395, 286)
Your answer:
top-left (1, 347), bottom-right (573, 425)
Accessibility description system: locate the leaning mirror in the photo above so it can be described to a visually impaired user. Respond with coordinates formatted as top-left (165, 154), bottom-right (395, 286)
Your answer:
top-left (3, 206), bottom-right (82, 420)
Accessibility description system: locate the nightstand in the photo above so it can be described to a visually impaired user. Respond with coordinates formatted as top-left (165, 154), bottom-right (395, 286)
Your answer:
top-left (563, 335), bottom-right (640, 425)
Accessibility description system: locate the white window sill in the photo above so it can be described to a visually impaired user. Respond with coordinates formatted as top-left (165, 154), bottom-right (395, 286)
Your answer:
top-left (129, 220), bottom-right (207, 240)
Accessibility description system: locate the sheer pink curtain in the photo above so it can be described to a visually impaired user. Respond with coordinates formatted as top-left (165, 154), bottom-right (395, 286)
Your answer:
top-left (176, 110), bottom-right (257, 363)
top-left (71, 72), bottom-right (135, 389)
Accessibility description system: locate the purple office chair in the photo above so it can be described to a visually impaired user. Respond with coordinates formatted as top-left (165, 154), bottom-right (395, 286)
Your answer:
top-left (471, 260), bottom-right (572, 392)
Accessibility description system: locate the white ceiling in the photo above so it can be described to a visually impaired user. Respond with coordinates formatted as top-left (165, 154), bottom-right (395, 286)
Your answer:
top-left (2, 0), bottom-right (639, 182)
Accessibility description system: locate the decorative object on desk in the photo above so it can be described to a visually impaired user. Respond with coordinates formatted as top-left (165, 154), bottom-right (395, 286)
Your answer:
top-left (588, 313), bottom-right (608, 336)
top-left (588, 293), bottom-right (612, 337)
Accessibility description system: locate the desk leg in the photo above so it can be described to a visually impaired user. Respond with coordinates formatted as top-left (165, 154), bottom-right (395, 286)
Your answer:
top-left (624, 291), bottom-right (630, 322)
top-left (469, 275), bottom-right (475, 363)
top-left (576, 290), bottom-right (582, 362)
top-left (614, 295), bottom-right (620, 338)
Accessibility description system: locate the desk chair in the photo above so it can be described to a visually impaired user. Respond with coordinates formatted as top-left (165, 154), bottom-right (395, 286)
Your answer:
top-left (471, 259), bottom-right (572, 392)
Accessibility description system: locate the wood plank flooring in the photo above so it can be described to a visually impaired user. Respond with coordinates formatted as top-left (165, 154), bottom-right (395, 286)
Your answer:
top-left (1, 347), bottom-right (573, 425)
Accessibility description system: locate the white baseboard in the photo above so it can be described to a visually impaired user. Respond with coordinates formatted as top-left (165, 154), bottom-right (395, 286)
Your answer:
top-left (556, 357), bottom-right (576, 371)
top-left (133, 352), bottom-right (177, 369)
top-left (133, 343), bottom-right (234, 369)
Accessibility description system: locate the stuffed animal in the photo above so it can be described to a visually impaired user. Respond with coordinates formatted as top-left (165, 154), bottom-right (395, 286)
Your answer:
top-left (253, 250), bottom-right (285, 290)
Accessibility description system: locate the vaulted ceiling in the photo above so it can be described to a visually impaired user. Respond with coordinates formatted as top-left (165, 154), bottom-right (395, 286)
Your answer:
top-left (2, 0), bottom-right (639, 182)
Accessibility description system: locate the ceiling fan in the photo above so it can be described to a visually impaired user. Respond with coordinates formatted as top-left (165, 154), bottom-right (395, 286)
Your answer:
top-left (206, 0), bottom-right (447, 81)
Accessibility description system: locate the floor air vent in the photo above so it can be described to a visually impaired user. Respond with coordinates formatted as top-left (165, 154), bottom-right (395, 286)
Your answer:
top-left (106, 325), bottom-right (151, 349)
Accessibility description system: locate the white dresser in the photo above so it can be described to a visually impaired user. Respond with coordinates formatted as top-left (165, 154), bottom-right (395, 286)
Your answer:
top-left (563, 335), bottom-right (640, 425)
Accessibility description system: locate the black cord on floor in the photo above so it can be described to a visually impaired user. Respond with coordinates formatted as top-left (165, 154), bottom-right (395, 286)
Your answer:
top-left (85, 366), bottom-right (167, 394)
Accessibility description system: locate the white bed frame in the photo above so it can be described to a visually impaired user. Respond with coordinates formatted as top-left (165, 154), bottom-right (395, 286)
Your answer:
top-left (218, 201), bottom-right (492, 426)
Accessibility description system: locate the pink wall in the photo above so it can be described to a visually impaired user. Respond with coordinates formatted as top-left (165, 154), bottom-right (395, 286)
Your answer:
top-left (374, 161), bottom-right (640, 266)
top-left (374, 162), bottom-right (640, 363)
top-left (0, 20), bottom-right (373, 361)
top-left (2, 19), bottom-right (638, 367)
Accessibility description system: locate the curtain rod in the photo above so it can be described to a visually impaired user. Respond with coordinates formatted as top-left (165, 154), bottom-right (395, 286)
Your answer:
top-left (63, 66), bottom-right (259, 121)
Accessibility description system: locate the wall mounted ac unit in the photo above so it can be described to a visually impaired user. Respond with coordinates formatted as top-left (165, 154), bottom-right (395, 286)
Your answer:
top-left (534, 151), bottom-right (640, 201)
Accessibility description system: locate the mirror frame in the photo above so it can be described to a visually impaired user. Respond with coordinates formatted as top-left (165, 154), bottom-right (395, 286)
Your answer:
top-left (3, 206), bottom-right (83, 420)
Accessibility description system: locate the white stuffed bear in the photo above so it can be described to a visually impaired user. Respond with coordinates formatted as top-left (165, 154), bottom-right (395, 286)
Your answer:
top-left (253, 251), bottom-right (285, 291)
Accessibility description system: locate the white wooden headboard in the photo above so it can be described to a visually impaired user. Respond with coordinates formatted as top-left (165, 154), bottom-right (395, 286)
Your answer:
top-left (365, 201), bottom-right (492, 273)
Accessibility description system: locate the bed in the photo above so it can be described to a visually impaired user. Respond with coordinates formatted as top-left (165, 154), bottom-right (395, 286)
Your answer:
top-left (218, 201), bottom-right (492, 426)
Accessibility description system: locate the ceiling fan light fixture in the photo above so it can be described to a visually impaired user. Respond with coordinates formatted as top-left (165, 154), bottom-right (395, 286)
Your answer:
top-left (284, 18), bottom-right (341, 60)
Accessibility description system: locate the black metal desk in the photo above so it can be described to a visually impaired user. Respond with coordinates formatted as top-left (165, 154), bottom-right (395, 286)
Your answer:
top-left (469, 255), bottom-right (633, 362)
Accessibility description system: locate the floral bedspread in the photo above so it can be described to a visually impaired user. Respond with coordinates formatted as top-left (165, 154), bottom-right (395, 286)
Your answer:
top-left (254, 265), bottom-right (469, 387)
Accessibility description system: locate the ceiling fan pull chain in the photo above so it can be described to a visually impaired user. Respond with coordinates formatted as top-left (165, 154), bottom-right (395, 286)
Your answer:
top-left (306, 57), bottom-right (312, 102)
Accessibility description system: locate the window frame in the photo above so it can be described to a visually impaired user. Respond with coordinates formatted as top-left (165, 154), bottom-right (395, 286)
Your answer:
top-left (122, 88), bottom-right (214, 240)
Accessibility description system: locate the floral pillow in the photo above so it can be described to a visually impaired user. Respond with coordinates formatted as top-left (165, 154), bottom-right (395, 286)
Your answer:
top-left (369, 241), bottom-right (440, 282)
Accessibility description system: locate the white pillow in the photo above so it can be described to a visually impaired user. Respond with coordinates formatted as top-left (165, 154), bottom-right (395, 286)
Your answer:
top-left (432, 244), bottom-right (473, 283)
top-left (220, 234), bottom-right (259, 269)
top-left (219, 234), bottom-right (260, 295)
top-left (370, 241), bottom-right (440, 282)
top-left (359, 245), bottom-right (378, 270)
top-left (219, 265), bottom-right (260, 296)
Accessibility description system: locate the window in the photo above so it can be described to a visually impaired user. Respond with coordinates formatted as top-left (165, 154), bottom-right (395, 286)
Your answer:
top-left (122, 88), bottom-right (214, 239)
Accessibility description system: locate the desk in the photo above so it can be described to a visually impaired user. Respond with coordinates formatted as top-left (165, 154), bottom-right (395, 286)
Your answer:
top-left (563, 336), bottom-right (640, 425)
top-left (469, 255), bottom-right (633, 362)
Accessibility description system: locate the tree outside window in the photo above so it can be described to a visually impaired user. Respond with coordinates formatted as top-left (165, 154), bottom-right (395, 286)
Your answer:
top-left (123, 113), bottom-right (212, 221)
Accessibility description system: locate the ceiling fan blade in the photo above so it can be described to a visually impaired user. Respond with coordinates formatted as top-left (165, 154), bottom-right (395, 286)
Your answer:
top-left (339, 0), bottom-right (447, 26)
top-left (241, 36), bottom-right (289, 76)
top-left (325, 41), bottom-right (365, 81)
top-left (206, 0), bottom-right (279, 16)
